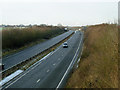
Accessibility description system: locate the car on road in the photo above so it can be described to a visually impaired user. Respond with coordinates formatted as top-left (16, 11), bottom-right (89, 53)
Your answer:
top-left (63, 42), bottom-right (68, 48)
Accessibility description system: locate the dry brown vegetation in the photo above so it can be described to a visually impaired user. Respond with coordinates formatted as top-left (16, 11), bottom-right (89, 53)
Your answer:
top-left (2, 26), bottom-right (65, 49)
top-left (66, 24), bottom-right (118, 88)
top-left (2, 26), bottom-right (65, 56)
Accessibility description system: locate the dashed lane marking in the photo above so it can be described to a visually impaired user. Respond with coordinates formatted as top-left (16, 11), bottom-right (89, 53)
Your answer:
top-left (36, 79), bottom-right (40, 83)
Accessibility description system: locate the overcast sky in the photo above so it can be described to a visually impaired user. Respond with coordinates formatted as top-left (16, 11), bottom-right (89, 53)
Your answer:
top-left (0, 0), bottom-right (118, 26)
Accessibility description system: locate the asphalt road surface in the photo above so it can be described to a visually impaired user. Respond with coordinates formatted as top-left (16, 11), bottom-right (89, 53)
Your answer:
top-left (4, 31), bottom-right (83, 88)
top-left (3, 31), bottom-right (73, 70)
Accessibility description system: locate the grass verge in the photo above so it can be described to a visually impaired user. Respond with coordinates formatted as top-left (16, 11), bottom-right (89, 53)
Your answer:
top-left (66, 24), bottom-right (118, 88)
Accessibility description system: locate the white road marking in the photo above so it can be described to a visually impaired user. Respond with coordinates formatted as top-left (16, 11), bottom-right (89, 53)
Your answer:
top-left (5, 46), bottom-right (61, 89)
top-left (77, 44), bottom-right (84, 64)
top-left (4, 32), bottom-right (74, 89)
top-left (50, 47), bottom-right (60, 56)
top-left (5, 61), bottom-right (41, 88)
top-left (36, 79), bottom-right (40, 83)
top-left (56, 33), bottom-right (83, 89)
top-left (47, 69), bottom-right (49, 72)
top-left (31, 62), bottom-right (40, 70)
top-left (53, 63), bottom-right (56, 66)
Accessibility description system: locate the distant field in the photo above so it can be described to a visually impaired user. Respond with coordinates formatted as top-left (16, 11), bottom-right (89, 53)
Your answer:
top-left (2, 26), bottom-right (65, 56)
top-left (66, 24), bottom-right (118, 88)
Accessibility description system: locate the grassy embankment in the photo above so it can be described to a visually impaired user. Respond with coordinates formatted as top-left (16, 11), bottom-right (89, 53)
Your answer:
top-left (66, 24), bottom-right (118, 88)
top-left (2, 26), bottom-right (65, 57)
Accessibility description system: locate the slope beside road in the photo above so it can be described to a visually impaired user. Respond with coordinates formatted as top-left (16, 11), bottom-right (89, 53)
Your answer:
top-left (66, 24), bottom-right (118, 88)
top-left (3, 31), bottom-right (73, 70)
top-left (3, 31), bottom-right (83, 88)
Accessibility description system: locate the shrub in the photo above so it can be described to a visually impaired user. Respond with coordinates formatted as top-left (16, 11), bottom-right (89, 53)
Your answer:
top-left (2, 26), bottom-right (65, 49)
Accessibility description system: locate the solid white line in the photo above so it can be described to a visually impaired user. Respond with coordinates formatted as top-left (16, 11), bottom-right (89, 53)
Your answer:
top-left (5, 61), bottom-right (41, 88)
top-left (47, 69), bottom-right (49, 72)
top-left (56, 33), bottom-right (83, 89)
top-left (5, 47), bottom-right (61, 88)
top-left (31, 62), bottom-right (41, 70)
top-left (50, 47), bottom-right (60, 56)
top-left (4, 31), bottom-right (73, 89)
top-left (77, 43), bottom-right (84, 64)
top-left (3, 32), bottom-right (68, 72)
top-left (0, 70), bottom-right (23, 86)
